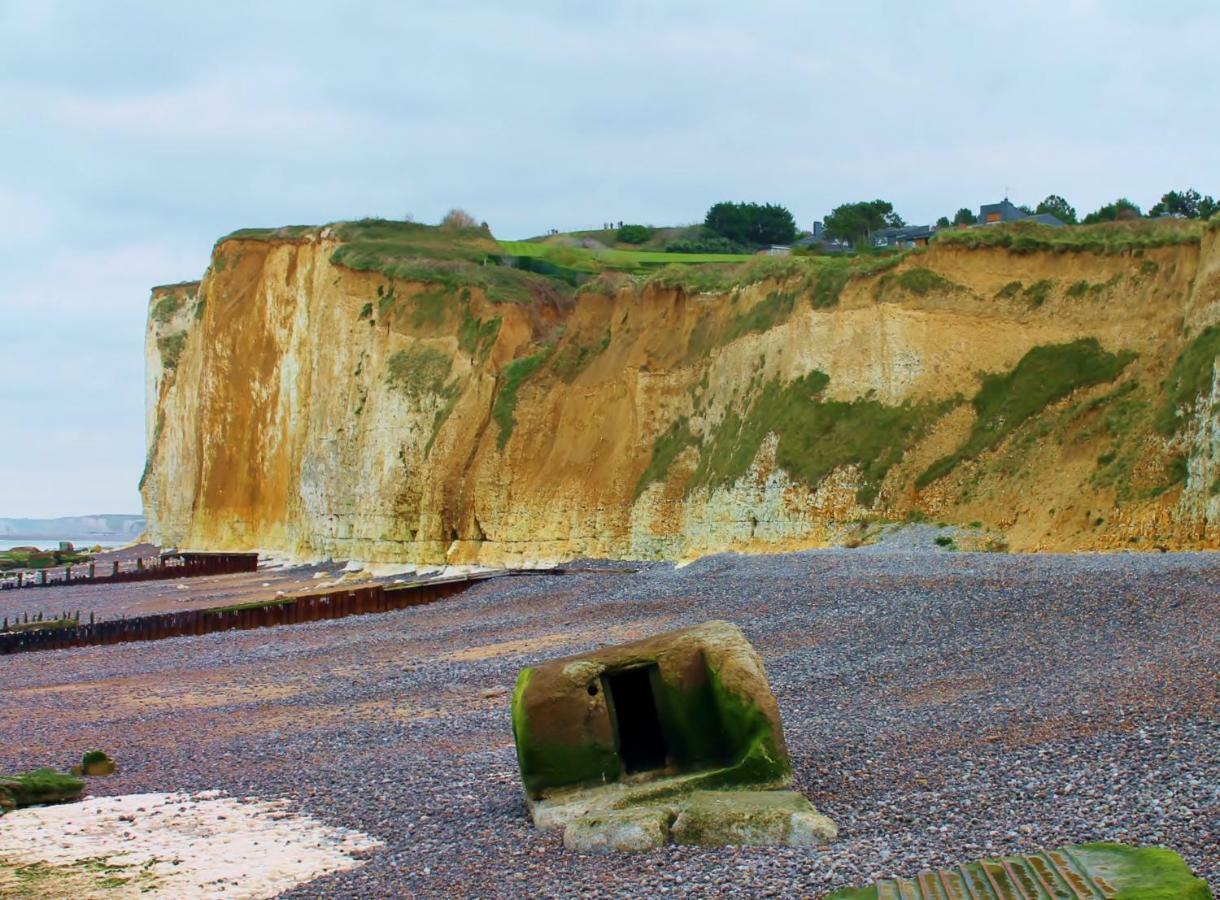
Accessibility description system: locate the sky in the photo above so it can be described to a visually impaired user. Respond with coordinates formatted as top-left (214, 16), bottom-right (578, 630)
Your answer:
top-left (1, 0), bottom-right (1218, 518)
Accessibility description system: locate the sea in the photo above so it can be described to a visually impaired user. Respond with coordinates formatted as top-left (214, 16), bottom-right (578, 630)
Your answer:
top-left (0, 538), bottom-right (127, 551)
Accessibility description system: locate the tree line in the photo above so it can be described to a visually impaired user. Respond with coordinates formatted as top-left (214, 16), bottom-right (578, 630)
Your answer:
top-left (695, 188), bottom-right (1216, 249)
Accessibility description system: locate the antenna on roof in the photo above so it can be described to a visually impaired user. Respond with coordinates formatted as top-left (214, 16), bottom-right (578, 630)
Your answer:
top-left (1004, 185), bottom-right (1011, 201)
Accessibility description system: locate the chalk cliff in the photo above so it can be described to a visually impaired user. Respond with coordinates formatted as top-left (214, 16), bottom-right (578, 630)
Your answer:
top-left (142, 220), bottom-right (1220, 563)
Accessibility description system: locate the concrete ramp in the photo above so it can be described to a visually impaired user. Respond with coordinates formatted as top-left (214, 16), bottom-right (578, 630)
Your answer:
top-left (825, 843), bottom-right (1211, 899)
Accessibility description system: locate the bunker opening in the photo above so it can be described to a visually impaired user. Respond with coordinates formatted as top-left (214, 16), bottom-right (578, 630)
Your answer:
top-left (604, 664), bottom-right (668, 774)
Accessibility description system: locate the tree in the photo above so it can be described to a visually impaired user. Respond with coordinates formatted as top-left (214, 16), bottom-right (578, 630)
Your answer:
top-left (441, 208), bottom-right (478, 229)
top-left (822, 200), bottom-right (904, 244)
top-left (1082, 198), bottom-right (1142, 225)
top-left (952, 207), bottom-right (978, 226)
top-left (704, 202), bottom-right (797, 245)
top-left (936, 216), bottom-right (951, 229)
top-left (1035, 194), bottom-right (1078, 225)
top-left (1148, 189), bottom-right (1218, 219)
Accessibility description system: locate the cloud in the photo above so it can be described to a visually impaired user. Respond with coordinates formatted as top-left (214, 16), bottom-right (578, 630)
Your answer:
top-left (1, 0), bottom-right (1218, 516)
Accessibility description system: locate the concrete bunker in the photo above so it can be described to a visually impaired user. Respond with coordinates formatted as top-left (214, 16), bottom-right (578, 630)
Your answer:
top-left (511, 620), bottom-right (837, 852)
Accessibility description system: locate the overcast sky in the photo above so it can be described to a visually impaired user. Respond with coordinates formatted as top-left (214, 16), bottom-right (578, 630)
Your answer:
top-left (1, 0), bottom-right (1217, 518)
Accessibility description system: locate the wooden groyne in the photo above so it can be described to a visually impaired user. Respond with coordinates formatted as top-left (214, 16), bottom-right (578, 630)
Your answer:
top-left (0, 574), bottom-right (489, 655)
top-left (0, 551), bottom-right (259, 591)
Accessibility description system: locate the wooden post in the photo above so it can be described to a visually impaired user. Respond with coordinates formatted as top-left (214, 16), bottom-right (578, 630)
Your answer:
top-left (88, 562), bottom-right (96, 579)
top-left (40, 570), bottom-right (47, 586)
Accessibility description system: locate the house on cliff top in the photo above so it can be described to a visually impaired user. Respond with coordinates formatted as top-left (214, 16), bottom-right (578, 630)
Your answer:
top-left (980, 198), bottom-right (1066, 227)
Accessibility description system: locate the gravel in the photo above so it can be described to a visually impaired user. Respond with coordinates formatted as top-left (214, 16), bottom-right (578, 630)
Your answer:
top-left (0, 548), bottom-right (1216, 898)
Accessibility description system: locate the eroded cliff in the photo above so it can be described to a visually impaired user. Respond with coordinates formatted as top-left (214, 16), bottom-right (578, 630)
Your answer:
top-left (142, 219), bottom-right (1220, 563)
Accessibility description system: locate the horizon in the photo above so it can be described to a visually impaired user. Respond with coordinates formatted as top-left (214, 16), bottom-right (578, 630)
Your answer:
top-left (3, 0), bottom-right (1219, 517)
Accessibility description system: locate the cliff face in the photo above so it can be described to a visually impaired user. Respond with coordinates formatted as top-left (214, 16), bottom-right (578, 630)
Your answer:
top-left (142, 223), bottom-right (1220, 563)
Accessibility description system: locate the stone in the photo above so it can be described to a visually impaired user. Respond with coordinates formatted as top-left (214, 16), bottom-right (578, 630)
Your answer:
top-left (80, 751), bottom-right (116, 777)
top-left (512, 620), bottom-right (838, 851)
top-left (670, 790), bottom-right (837, 848)
top-left (512, 620), bottom-right (792, 817)
top-left (562, 806), bottom-right (672, 854)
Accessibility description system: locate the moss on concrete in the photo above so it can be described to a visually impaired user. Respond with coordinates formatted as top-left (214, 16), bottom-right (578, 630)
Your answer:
top-left (512, 622), bottom-right (791, 802)
top-left (823, 842), bottom-right (1211, 900)
top-left (0, 769), bottom-right (84, 813)
top-left (512, 668), bottom-right (620, 796)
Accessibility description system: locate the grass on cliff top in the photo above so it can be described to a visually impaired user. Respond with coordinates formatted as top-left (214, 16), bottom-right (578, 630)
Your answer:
top-left (917, 338), bottom-right (1137, 488)
top-left (331, 221), bottom-right (573, 306)
top-left (1156, 323), bottom-right (1220, 435)
top-left (644, 252), bottom-right (905, 305)
top-left (220, 224), bottom-right (318, 242)
top-left (499, 240), bottom-right (748, 269)
top-left (215, 218), bottom-right (913, 309)
top-left (934, 217), bottom-right (1204, 254)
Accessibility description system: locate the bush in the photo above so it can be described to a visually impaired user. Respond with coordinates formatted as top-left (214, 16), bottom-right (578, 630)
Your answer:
top-left (665, 235), bottom-right (740, 254)
top-left (441, 208), bottom-right (478, 229)
top-left (704, 201), bottom-right (797, 246)
top-left (616, 224), bottom-right (651, 244)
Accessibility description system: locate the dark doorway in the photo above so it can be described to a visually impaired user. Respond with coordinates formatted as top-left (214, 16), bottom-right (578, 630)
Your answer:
top-left (604, 665), bottom-right (668, 774)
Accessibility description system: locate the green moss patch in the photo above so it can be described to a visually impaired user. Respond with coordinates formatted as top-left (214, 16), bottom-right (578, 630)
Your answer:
top-left (917, 339), bottom-right (1136, 488)
top-left (0, 769), bottom-right (84, 812)
top-left (687, 371), bottom-right (949, 506)
top-left (385, 347), bottom-right (454, 399)
top-left (1156, 323), bottom-right (1220, 435)
top-left (151, 290), bottom-right (188, 324)
top-left (1023, 278), bottom-right (1055, 307)
top-left (551, 327), bottom-right (612, 381)
top-left (493, 353), bottom-right (547, 449)
top-left (634, 418), bottom-right (699, 499)
top-left (825, 842), bottom-right (1210, 900)
top-left (876, 266), bottom-right (960, 297)
top-left (457, 312), bottom-right (502, 360)
top-left (157, 333), bottom-right (187, 370)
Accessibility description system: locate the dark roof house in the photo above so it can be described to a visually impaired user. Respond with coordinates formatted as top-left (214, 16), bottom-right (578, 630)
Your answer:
top-left (871, 224), bottom-right (938, 248)
top-left (979, 199), bottom-right (1065, 228)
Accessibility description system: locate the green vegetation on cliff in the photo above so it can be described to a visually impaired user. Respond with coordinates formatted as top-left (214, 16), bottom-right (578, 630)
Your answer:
top-left (385, 346), bottom-right (454, 399)
top-left (637, 371), bottom-right (951, 506)
top-left (1156, 323), bottom-right (1220, 435)
top-left (493, 353), bottom-right (547, 448)
top-left (157, 332), bottom-right (187, 370)
top-left (918, 339), bottom-right (1136, 487)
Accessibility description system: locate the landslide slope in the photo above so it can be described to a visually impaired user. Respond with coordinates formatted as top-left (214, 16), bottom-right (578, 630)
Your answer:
top-left (142, 218), bottom-right (1220, 563)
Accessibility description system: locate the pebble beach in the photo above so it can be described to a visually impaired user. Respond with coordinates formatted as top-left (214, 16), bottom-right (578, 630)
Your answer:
top-left (1, 548), bottom-right (1216, 897)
